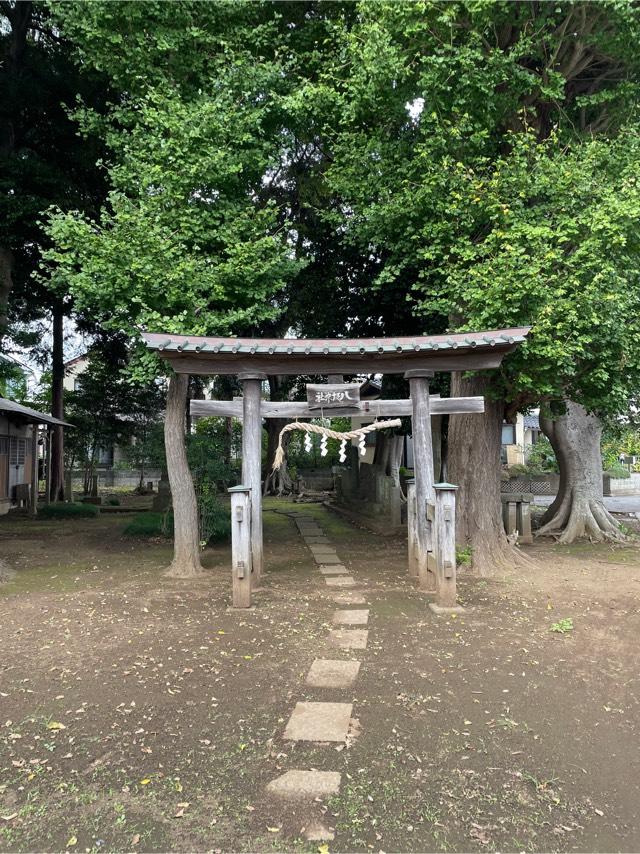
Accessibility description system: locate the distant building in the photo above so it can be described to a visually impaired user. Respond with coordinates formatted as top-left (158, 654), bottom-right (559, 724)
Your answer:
top-left (0, 397), bottom-right (69, 515)
top-left (501, 412), bottom-right (541, 465)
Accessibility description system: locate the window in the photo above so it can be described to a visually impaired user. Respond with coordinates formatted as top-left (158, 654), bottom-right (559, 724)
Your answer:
top-left (0, 436), bottom-right (8, 455)
top-left (9, 437), bottom-right (26, 466)
top-left (501, 424), bottom-right (516, 445)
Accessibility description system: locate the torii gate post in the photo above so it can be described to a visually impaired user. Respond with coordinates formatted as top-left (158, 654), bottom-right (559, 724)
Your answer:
top-left (238, 372), bottom-right (266, 584)
top-left (405, 370), bottom-right (436, 592)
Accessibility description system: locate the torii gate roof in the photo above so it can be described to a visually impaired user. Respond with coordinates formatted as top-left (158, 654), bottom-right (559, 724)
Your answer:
top-left (141, 327), bottom-right (530, 375)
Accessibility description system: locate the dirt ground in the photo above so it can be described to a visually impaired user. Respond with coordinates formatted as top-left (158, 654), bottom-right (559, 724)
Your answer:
top-left (0, 501), bottom-right (639, 853)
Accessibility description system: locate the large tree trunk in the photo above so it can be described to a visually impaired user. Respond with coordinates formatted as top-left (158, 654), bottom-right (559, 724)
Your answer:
top-left (165, 373), bottom-right (203, 577)
top-left (49, 302), bottom-right (65, 502)
top-left (448, 373), bottom-right (515, 574)
top-left (262, 375), bottom-right (294, 495)
top-left (263, 418), bottom-right (294, 495)
top-left (0, 3), bottom-right (32, 340)
top-left (538, 401), bottom-right (623, 543)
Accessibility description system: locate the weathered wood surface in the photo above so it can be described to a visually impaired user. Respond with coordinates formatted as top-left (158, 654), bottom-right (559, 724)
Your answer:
top-left (155, 352), bottom-right (509, 376)
top-left (30, 427), bottom-right (38, 516)
top-left (407, 480), bottom-right (418, 578)
top-left (306, 382), bottom-right (361, 409)
top-left (434, 484), bottom-right (458, 608)
top-left (229, 487), bottom-right (252, 608)
top-left (408, 374), bottom-right (436, 592)
top-left (191, 396), bottom-right (484, 420)
top-left (240, 375), bottom-right (264, 582)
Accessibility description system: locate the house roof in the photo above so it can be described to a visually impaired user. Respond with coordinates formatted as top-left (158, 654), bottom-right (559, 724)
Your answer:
top-left (523, 413), bottom-right (540, 429)
top-left (141, 327), bottom-right (530, 376)
top-left (0, 397), bottom-right (72, 427)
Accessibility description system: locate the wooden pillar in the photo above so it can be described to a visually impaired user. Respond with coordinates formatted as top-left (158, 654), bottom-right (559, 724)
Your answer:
top-left (405, 370), bottom-right (435, 591)
top-left (44, 427), bottom-right (51, 505)
top-left (238, 372), bottom-right (266, 583)
top-left (228, 485), bottom-right (252, 608)
top-left (406, 478), bottom-right (418, 577)
top-left (432, 483), bottom-right (459, 610)
top-left (30, 426), bottom-right (38, 516)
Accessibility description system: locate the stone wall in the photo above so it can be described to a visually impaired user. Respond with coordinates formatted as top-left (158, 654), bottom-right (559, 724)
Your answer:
top-left (603, 472), bottom-right (640, 496)
top-left (335, 460), bottom-right (404, 531)
top-left (71, 468), bottom-right (163, 491)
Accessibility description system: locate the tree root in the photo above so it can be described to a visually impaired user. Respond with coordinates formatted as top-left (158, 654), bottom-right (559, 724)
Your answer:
top-left (536, 494), bottom-right (625, 544)
top-left (164, 558), bottom-right (204, 578)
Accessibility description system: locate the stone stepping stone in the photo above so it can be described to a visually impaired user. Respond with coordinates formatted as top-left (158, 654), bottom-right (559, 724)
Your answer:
top-left (329, 628), bottom-right (368, 650)
top-left (319, 565), bottom-right (348, 575)
top-left (304, 822), bottom-right (335, 842)
top-left (284, 701), bottom-right (352, 742)
top-left (309, 545), bottom-right (337, 554)
top-left (325, 576), bottom-right (356, 588)
top-left (304, 537), bottom-right (331, 546)
top-left (266, 769), bottom-right (341, 800)
top-left (333, 609), bottom-right (369, 626)
top-left (331, 592), bottom-right (367, 605)
top-left (314, 554), bottom-right (341, 565)
top-left (306, 659), bottom-right (361, 688)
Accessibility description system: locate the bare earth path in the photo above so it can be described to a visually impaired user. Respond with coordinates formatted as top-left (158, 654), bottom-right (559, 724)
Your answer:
top-left (0, 502), bottom-right (639, 852)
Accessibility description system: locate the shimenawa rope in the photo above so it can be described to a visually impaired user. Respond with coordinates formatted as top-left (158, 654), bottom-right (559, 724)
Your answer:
top-left (272, 419), bottom-right (402, 471)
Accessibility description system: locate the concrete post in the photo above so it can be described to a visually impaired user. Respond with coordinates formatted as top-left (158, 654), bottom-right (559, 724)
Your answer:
top-left (239, 372), bottom-right (266, 583)
top-left (405, 370), bottom-right (435, 592)
top-left (228, 485), bottom-right (252, 608)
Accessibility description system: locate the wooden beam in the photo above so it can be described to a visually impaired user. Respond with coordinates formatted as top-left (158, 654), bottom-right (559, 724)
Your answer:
top-left (191, 396), bottom-right (485, 420)
top-left (157, 350), bottom-right (512, 376)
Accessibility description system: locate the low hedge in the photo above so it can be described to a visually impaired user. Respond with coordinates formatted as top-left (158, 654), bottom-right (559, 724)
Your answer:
top-left (123, 511), bottom-right (173, 538)
top-left (39, 503), bottom-right (99, 519)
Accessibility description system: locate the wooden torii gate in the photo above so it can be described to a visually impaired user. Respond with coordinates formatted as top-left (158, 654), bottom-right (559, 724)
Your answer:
top-left (142, 327), bottom-right (529, 608)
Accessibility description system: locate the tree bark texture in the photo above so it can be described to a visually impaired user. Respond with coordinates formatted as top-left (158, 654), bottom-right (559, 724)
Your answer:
top-left (538, 401), bottom-right (623, 543)
top-left (49, 302), bottom-right (65, 502)
top-left (164, 373), bottom-right (203, 577)
top-left (262, 375), bottom-right (294, 495)
top-left (448, 373), bottom-right (515, 574)
top-left (0, 2), bottom-right (32, 338)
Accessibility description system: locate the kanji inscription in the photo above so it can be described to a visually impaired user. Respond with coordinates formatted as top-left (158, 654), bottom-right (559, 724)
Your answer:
top-left (306, 383), bottom-right (361, 410)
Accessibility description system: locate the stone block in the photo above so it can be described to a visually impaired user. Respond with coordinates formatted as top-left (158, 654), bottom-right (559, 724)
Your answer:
top-left (284, 701), bottom-right (352, 742)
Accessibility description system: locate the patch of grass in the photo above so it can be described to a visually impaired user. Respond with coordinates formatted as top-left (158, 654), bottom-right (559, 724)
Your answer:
top-left (38, 503), bottom-right (99, 519)
top-left (123, 512), bottom-right (172, 538)
top-left (456, 545), bottom-right (473, 567)
top-left (550, 617), bottom-right (574, 634)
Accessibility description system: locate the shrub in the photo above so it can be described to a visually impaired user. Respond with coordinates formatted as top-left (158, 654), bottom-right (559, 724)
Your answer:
top-left (123, 511), bottom-right (173, 538)
top-left (604, 465), bottom-right (630, 480)
top-left (198, 490), bottom-right (231, 544)
top-left (39, 503), bottom-right (99, 519)
top-left (525, 436), bottom-right (558, 474)
top-left (107, 497), bottom-right (121, 506)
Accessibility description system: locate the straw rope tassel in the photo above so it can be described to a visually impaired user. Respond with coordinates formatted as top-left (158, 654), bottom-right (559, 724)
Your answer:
top-left (272, 418), bottom-right (402, 471)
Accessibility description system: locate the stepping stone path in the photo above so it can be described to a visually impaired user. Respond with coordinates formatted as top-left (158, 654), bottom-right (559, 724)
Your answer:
top-left (266, 510), bottom-right (372, 840)
top-left (306, 659), bottom-right (361, 688)
top-left (329, 628), bottom-right (368, 649)
top-left (284, 701), bottom-right (353, 742)
top-left (267, 769), bottom-right (342, 800)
